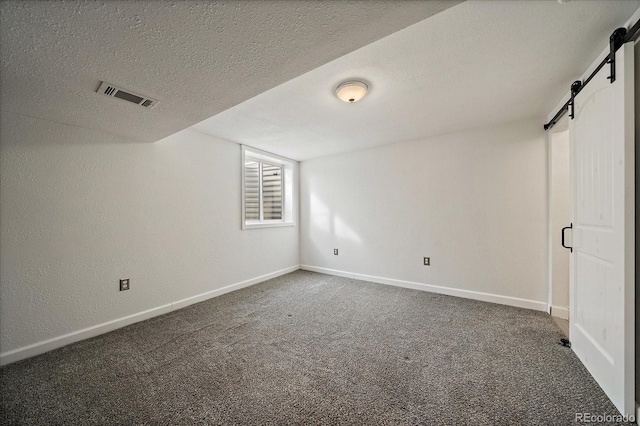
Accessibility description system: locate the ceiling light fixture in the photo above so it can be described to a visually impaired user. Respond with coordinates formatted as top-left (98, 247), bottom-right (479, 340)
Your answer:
top-left (335, 80), bottom-right (368, 103)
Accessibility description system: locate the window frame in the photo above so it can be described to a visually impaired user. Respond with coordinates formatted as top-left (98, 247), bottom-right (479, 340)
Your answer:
top-left (241, 146), bottom-right (297, 230)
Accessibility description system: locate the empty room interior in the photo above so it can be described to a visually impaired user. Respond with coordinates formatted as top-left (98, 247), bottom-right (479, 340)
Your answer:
top-left (1, 1), bottom-right (640, 424)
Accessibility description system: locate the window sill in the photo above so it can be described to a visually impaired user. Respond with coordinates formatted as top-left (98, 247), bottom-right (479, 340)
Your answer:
top-left (242, 221), bottom-right (295, 230)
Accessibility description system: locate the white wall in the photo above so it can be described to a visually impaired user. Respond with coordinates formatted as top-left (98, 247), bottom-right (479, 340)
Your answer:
top-left (550, 130), bottom-right (570, 318)
top-left (634, 37), bottom-right (639, 406)
top-left (0, 112), bottom-right (299, 362)
top-left (300, 119), bottom-right (548, 307)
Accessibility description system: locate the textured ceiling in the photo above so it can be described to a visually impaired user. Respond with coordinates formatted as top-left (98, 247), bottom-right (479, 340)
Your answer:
top-left (193, 0), bottom-right (640, 161)
top-left (0, 1), bottom-right (459, 143)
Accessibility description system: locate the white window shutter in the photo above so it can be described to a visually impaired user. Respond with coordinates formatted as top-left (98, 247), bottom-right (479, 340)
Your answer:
top-left (244, 161), bottom-right (260, 221)
top-left (262, 163), bottom-right (283, 220)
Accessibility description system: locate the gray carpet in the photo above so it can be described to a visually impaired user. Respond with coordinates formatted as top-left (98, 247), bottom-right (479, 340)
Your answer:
top-left (0, 270), bottom-right (631, 425)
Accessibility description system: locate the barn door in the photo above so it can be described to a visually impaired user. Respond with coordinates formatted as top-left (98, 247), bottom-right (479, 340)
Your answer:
top-left (568, 42), bottom-right (634, 416)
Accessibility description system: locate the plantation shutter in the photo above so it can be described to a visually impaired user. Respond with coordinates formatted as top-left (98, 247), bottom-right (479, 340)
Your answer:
top-left (245, 160), bottom-right (283, 222)
top-left (244, 161), bottom-right (260, 220)
top-left (262, 163), bottom-right (283, 220)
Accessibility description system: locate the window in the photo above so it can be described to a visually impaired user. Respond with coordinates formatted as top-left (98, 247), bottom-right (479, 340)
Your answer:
top-left (244, 161), bottom-right (283, 221)
top-left (242, 146), bottom-right (296, 229)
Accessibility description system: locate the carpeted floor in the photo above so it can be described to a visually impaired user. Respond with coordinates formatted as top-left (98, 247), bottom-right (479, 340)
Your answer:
top-left (0, 270), bottom-right (630, 425)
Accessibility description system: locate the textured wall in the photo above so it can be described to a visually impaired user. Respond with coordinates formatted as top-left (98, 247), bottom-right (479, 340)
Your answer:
top-left (550, 130), bottom-right (570, 315)
top-left (635, 37), bottom-right (639, 406)
top-left (0, 112), bottom-right (299, 354)
top-left (300, 119), bottom-right (548, 303)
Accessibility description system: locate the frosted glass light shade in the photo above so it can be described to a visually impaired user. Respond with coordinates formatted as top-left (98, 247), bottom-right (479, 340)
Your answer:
top-left (335, 80), bottom-right (368, 103)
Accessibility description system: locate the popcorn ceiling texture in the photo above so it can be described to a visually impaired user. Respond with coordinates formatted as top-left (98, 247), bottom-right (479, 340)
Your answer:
top-left (0, 271), bottom-right (627, 425)
top-left (193, 0), bottom-right (640, 161)
top-left (0, 1), bottom-right (458, 143)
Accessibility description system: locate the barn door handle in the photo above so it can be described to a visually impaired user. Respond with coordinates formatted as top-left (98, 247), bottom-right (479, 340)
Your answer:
top-left (561, 223), bottom-right (573, 253)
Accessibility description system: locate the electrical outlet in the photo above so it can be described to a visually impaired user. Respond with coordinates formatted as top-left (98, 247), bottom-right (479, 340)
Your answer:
top-left (119, 278), bottom-right (130, 291)
top-left (423, 257), bottom-right (430, 266)
top-left (334, 249), bottom-right (339, 255)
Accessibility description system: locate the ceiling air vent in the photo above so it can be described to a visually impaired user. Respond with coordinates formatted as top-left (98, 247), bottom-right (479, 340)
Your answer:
top-left (97, 81), bottom-right (158, 109)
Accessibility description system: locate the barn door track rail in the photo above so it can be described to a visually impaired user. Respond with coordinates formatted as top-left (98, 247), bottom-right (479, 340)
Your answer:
top-left (544, 19), bottom-right (640, 131)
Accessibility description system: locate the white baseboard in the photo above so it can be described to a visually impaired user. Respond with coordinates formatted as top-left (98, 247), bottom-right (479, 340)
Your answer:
top-left (0, 265), bottom-right (300, 366)
top-left (550, 305), bottom-right (569, 320)
top-left (300, 265), bottom-right (547, 312)
top-left (0, 304), bottom-right (175, 367)
top-left (172, 265), bottom-right (299, 310)
top-left (300, 265), bottom-right (355, 279)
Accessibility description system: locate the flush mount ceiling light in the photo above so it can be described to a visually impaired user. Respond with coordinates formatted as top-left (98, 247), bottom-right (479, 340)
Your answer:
top-left (335, 80), bottom-right (368, 103)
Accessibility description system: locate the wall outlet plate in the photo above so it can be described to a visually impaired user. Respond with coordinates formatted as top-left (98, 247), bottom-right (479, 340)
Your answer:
top-left (119, 279), bottom-right (130, 291)
top-left (423, 257), bottom-right (430, 266)
top-left (334, 249), bottom-right (339, 255)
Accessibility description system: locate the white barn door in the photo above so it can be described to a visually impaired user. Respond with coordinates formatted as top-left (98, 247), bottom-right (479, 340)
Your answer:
top-left (569, 42), bottom-right (634, 416)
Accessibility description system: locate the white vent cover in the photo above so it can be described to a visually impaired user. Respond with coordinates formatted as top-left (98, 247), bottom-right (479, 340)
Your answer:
top-left (97, 82), bottom-right (158, 109)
